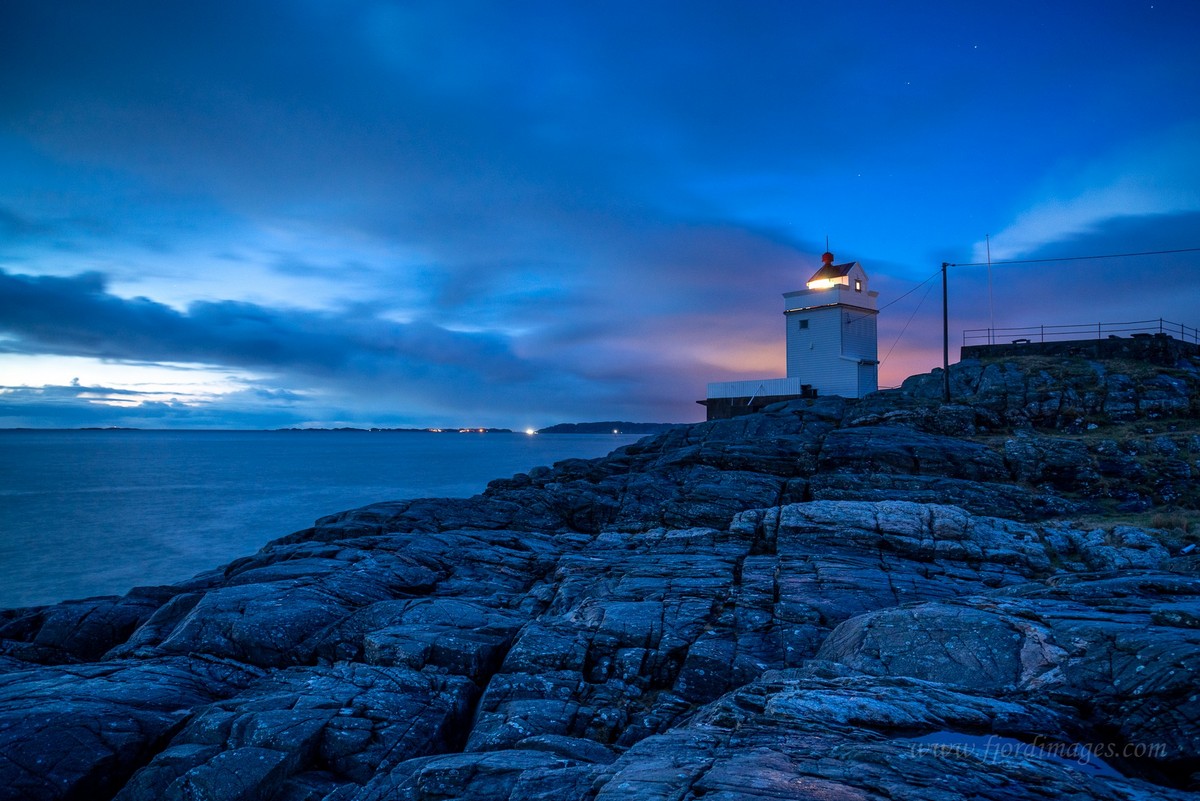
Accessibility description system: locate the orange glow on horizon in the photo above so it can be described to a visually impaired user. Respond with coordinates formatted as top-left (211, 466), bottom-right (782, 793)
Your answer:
top-left (700, 342), bottom-right (785, 376)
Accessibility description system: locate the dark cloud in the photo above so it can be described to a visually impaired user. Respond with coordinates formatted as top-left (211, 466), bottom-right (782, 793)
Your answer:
top-left (0, 381), bottom-right (142, 400)
top-left (0, 266), bottom-right (709, 423)
top-left (949, 212), bottom-right (1200, 329)
top-left (0, 267), bottom-right (530, 378)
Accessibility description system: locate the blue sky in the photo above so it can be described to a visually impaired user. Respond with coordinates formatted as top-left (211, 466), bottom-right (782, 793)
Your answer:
top-left (2, 0), bottom-right (1198, 428)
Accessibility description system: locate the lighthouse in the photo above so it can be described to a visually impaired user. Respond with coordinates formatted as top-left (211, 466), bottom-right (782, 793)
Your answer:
top-left (783, 251), bottom-right (879, 397)
top-left (701, 250), bottom-right (879, 419)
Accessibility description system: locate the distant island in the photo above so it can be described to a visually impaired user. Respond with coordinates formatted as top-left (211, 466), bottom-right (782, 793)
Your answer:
top-left (536, 421), bottom-right (680, 434)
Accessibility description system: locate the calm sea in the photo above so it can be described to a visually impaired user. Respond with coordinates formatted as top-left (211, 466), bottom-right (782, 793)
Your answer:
top-left (0, 430), bottom-right (640, 609)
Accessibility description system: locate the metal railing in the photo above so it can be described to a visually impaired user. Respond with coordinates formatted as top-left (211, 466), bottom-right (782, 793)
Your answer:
top-left (963, 318), bottom-right (1199, 346)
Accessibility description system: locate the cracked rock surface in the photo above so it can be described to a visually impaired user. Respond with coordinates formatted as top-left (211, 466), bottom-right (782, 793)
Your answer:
top-left (2, 355), bottom-right (1199, 800)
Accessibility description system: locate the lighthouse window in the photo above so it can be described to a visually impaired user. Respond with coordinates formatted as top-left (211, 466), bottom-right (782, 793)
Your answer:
top-left (854, 279), bottom-right (862, 292)
top-left (798, 319), bottom-right (809, 330)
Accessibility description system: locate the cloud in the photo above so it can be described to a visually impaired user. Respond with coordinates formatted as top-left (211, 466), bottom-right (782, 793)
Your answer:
top-left (0, 267), bottom-right (532, 376)
top-left (859, 209), bottom-right (1200, 389)
top-left (0, 264), bottom-right (736, 425)
top-left (0, 380), bottom-right (316, 429)
top-left (0, 1), bottom-right (1010, 286)
top-left (0, 204), bottom-right (49, 240)
top-left (920, 212), bottom-right (1200, 372)
top-left (977, 124), bottom-right (1200, 262)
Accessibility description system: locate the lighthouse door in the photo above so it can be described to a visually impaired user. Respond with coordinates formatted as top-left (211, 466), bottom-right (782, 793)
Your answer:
top-left (857, 362), bottom-right (877, 397)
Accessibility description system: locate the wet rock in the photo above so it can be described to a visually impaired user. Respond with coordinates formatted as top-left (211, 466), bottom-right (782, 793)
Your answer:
top-left (1053, 525), bottom-right (1169, 571)
top-left (315, 597), bottom-right (527, 678)
top-left (1091, 439), bottom-right (1147, 481)
top-left (0, 657), bottom-right (262, 800)
top-left (330, 749), bottom-right (607, 801)
top-left (591, 672), bottom-right (1184, 801)
top-left (466, 527), bottom-right (744, 753)
top-left (818, 426), bottom-right (1009, 482)
top-left (1004, 435), bottom-right (1100, 490)
top-left (816, 600), bottom-right (1057, 693)
top-left (816, 573), bottom-right (1200, 783)
top-left (808, 473), bottom-right (1067, 520)
top-left (114, 662), bottom-right (476, 800)
top-left (151, 553), bottom-right (438, 667)
top-left (0, 587), bottom-right (176, 666)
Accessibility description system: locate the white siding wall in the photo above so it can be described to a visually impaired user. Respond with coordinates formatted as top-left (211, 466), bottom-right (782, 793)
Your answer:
top-left (847, 263), bottom-right (868, 296)
top-left (786, 306), bottom-right (857, 395)
top-left (842, 309), bottom-right (878, 361)
top-left (785, 305), bottom-right (878, 398)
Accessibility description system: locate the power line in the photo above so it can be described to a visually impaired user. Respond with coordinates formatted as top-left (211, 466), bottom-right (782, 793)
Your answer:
top-left (843, 269), bottom-right (939, 327)
top-left (946, 246), bottom-right (1200, 269)
top-left (877, 269), bottom-right (940, 313)
top-left (881, 274), bottom-right (936, 366)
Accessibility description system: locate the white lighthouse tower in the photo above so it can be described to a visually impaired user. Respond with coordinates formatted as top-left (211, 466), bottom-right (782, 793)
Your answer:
top-left (783, 250), bottom-right (879, 398)
top-left (702, 250), bottom-right (879, 419)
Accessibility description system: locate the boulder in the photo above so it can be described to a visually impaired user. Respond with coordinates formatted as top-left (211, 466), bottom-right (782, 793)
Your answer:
top-left (114, 662), bottom-right (477, 799)
top-left (0, 657), bottom-right (262, 800)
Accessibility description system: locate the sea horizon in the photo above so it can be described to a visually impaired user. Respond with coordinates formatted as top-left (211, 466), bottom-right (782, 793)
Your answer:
top-left (0, 421), bottom-right (682, 433)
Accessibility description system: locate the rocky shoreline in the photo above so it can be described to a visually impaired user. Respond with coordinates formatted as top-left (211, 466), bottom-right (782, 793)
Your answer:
top-left (2, 354), bottom-right (1199, 800)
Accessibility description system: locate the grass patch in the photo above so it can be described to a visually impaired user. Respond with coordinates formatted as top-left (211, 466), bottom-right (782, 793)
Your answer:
top-left (973, 354), bottom-right (1195, 384)
top-left (1068, 509), bottom-right (1200, 551)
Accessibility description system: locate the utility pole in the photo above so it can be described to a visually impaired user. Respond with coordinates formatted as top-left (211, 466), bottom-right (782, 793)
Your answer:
top-left (941, 262), bottom-right (950, 403)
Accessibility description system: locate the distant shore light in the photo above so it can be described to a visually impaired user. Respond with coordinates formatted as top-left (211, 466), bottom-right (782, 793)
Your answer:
top-left (525, 428), bottom-right (536, 435)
